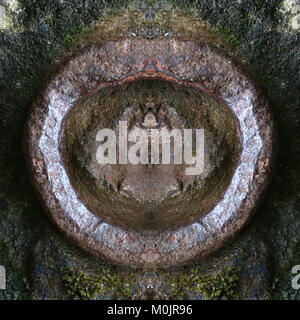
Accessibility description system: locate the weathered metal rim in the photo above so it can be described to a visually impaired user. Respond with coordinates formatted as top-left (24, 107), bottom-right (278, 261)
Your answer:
top-left (25, 38), bottom-right (275, 267)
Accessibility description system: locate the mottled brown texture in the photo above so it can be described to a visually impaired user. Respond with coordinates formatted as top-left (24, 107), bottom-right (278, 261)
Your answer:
top-left (24, 38), bottom-right (276, 267)
top-left (60, 80), bottom-right (239, 230)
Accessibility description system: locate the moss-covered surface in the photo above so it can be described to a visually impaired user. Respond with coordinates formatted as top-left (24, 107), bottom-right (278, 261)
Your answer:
top-left (166, 266), bottom-right (240, 300)
top-left (0, 0), bottom-right (299, 300)
top-left (62, 267), bottom-right (135, 300)
top-left (61, 265), bottom-right (240, 300)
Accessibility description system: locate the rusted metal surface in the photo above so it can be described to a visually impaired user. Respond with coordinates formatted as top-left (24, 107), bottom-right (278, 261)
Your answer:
top-left (25, 38), bottom-right (276, 267)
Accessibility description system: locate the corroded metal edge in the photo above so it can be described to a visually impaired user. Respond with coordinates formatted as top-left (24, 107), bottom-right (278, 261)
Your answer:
top-left (24, 38), bottom-right (276, 267)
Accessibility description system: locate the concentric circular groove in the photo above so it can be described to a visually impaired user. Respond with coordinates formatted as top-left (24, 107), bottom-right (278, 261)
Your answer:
top-left (25, 38), bottom-right (275, 267)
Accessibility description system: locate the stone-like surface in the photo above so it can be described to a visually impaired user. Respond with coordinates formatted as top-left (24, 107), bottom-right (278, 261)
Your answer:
top-left (25, 37), bottom-right (275, 267)
top-left (0, 0), bottom-right (299, 299)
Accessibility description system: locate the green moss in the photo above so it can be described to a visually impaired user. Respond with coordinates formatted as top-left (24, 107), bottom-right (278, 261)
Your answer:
top-left (62, 265), bottom-right (240, 300)
top-left (63, 22), bottom-right (85, 48)
top-left (62, 267), bottom-right (134, 300)
top-left (215, 22), bottom-right (239, 48)
top-left (166, 266), bottom-right (240, 300)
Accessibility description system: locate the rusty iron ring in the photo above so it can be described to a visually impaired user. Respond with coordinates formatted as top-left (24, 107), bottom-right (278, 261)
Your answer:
top-left (25, 38), bottom-right (275, 267)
